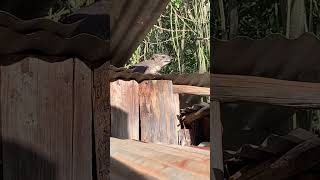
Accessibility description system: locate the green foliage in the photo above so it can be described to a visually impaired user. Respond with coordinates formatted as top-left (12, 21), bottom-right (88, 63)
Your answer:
top-left (128, 0), bottom-right (210, 74)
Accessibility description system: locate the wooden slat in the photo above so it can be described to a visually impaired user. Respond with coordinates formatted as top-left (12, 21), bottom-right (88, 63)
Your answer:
top-left (211, 74), bottom-right (320, 108)
top-left (139, 80), bottom-right (178, 144)
top-left (211, 100), bottom-right (224, 180)
top-left (110, 80), bottom-right (139, 140)
top-left (93, 61), bottom-right (110, 180)
top-left (249, 138), bottom-right (320, 180)
top-left (1, 57), bottom-right (74, 180)
top-left (73, 59), bottom-right (92, 180)
top-left (110, 137), bottom-right (210, 180)
top-left (173, 85), bottom-right (210, 96)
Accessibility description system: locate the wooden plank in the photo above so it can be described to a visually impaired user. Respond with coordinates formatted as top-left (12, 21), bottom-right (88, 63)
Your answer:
top-left (1, 57), bottom-right (74, 180)
top-left (110, 80), bottom-right (139, 140)
top-left (211, 74), bottom-right (320, 108)
top-left (211, 100), bottom-right (224, 180)
top-left (139, 80), bottom-right (178, 144)
top-left (173, 93), bottom-right (180, 143)
top-left (173, 85), bottom-right (210, 96)
top-left (93, 61), bottom-right (110, 180)
top-left (110, 137), bottom-right (210, 180)
top-left (73, 59), bottom-right (93, 180)
top-left (249, 138), bottom-right (320, 180)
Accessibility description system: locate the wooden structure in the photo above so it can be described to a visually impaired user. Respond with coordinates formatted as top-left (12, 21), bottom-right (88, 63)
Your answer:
top-left (110, 80), bottom-right (180, 144)
top-left (211, 74), bottom-right (320, 180)
top-left (110, 137), bottom-right (210, 180)
top-left (0, 3), bottom-right (110, 180)
top-left (110, 75), bottom-right (209, 144)
top-left (212, 33), bottom-right (320, 180)
top-left (224, 128), bottom-right (320, 180)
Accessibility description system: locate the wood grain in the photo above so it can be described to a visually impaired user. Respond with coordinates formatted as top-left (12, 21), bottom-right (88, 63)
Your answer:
top-left (212, 74), bottom-right (320, 108)
top-left (250, 138), bottom-right (320, 180)
top-left (173, 85), bottom-right (210, 96)
top-left (93, 61), bottom-right (110, 180)
top-left (73, 59), bottom-right (93, 180)
top-left (1, 57), bottom-right (74, 180)
top-left (110, 80), bottom-right (139, 140)
top-left (139, 80), bottom-right (178, 144)
top-left (211, 100), bottom-right (224, 180)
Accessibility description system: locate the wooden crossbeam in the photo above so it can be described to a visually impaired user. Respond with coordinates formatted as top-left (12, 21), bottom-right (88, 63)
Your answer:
top-left (173, 85), bottom-right (210, 96)
top-left (211, 74), bottom-right (320, 108)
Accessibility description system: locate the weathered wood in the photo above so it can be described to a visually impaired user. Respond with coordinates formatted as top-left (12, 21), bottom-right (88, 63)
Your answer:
top-left (173, 85), bottom-right (210, 96)
top-left (139, 80), bottom-right (178, 144)
top-left (110, 137), bottom-right (210, 180)
top-left (1, 57), bottom-right (73, 180)
top-left (73, 59), bottom-right (92, 180)
top-left (250, 138), bottom-right (320, 180)
top-left (93, 61), bottom-right (110, 180)
top-left (211, 100), bottom-right (224, 180)
top-left (178, 129), bottom-right (192, 146)
top-left (110, 80), bottom-right (139, 140)
top-left (182, 105), bottom-right (210, 125)
top-left (212, 74), bottom-right (320, 108)
top-left (173, 93), bottom-right (180, 140)
top-left (230, 158), bottom-right (276, 180)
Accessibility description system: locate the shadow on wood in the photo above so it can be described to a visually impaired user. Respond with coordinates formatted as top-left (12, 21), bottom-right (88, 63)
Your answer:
top-left (110, 106), bottom-right (130, 139)
top-left (2, 139), bottom-right (57, 180)
top-left (110, 157), bottom-right (151, 180)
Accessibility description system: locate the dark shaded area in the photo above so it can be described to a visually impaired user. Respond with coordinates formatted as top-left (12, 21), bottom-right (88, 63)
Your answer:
top-left (212, 33), bottom-right (320, 150)
top-left (110, 158), bottom-right (150, 180)
top-left (110, 106), bottom-right (130, 139)
top-left (0, 0), bottom-right (58, 20)
top-left (1, 140), bottom-right (57, 180)
top-left (59, 0), bottom-right (110, 40)
top-left (0, 1), bottom-right (110, 69)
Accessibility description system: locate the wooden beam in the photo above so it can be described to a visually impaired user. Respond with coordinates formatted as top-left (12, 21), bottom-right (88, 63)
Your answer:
top-left (211, 74), bottom-right (320, 108)
top-left (248, 138), bottom-right (320, 180)
top-left (173, 85), bottom-right (210, 96)
top-left (211, 100), bottom-right (224, 180)
top-left (93, 61), bottom-right (110, 180)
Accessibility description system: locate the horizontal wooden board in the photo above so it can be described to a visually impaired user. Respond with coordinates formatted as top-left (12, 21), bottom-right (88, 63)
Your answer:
top-left (211, 74), bottom-right (320, 108)
top-left (173, 85), bottom-right (210, 96)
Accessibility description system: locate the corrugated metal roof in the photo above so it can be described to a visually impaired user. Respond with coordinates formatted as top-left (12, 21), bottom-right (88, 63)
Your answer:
top-left (111, 0), bottom-right (170, 67)
top-left (109, 65), bottom-right (210, 87)
top-left (110, 137), bottom-right (210, 180)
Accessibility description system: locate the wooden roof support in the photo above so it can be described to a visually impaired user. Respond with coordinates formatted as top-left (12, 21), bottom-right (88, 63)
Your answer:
top-left (211, 74), bottom-right (320, 108)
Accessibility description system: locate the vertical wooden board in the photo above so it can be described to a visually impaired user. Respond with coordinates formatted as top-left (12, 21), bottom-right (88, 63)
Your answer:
top-left (93, 61), bottom-right (110, 180)
top-left (211, 100), bottom-right (224, 180)
top-left (110, 80), bottom-right (139, 140)
top-left (173, 93), bottom-right (180, 141)
top-left (73, 59), bottom-right (93, 180)
top-left (1, 57), bottom-right (74, 180)
top-left (139, 80), bottom-right (178, 144)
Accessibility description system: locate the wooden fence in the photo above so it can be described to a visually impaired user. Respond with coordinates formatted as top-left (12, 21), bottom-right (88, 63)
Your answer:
top-left (210, 73), bottom-right (320, 180)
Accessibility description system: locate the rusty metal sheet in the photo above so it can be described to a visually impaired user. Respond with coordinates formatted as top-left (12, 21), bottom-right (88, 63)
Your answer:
top-left (213, 32), bottom-right (320, 83)
top-left (0, 1), bottom-right (110, 67)
top-left (110, 137), bottom-right (210, 180)
top-left (111, 0), bottom-right (170, 67)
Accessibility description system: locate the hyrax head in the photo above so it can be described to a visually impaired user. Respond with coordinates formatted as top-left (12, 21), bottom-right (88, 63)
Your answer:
top-left (150, 53), bottom-right (172, 66)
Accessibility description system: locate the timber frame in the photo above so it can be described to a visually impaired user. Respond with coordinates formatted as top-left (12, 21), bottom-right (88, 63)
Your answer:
top-left (210, 73), bottom-right (320, 180)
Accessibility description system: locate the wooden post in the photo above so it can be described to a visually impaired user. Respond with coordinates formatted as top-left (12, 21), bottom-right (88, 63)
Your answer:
top-left (93, 61), bottom-right (110, 180)
top-left (211, 100), bottom-right (224, 180)
top-left (139, 80), bottom-right (179, 144)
